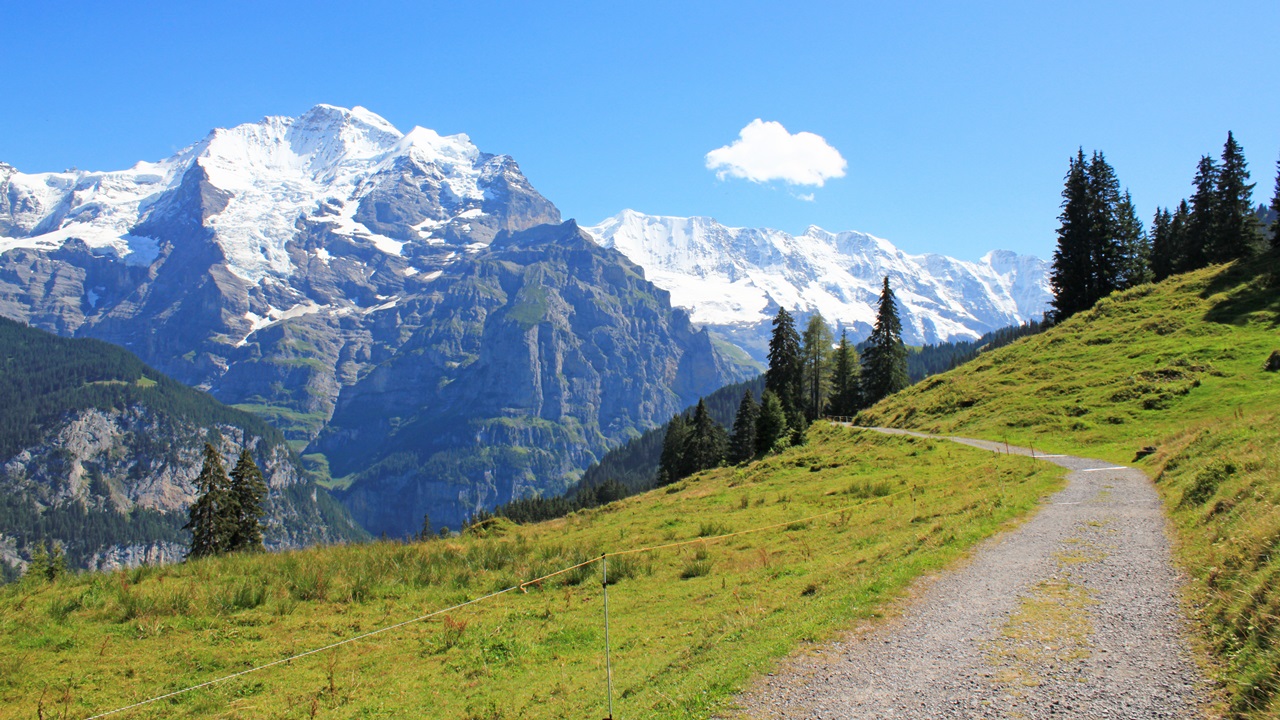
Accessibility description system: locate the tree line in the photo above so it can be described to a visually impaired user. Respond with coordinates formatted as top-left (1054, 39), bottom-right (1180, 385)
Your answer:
top-left (1052, 133), bottom-right (1279, 321)
top-left (658, 277), bottom-right (910, 485)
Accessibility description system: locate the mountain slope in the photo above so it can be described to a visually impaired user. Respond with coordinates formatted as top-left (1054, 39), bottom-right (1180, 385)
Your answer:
top-left (0, 104), bottom-right (560, 440)
top-left (0, 318), bottom-right (365, 574)
top-left (0, 107), bottom-right (752, 532)
top-left (584, 209), bottom-right (1050, 357)
top-left (312, 221), bottom-right (755, 536)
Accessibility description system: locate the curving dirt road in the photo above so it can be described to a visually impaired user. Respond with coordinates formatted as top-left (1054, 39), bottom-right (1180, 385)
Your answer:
top-left (736, 427), bottom-right (1212, 719)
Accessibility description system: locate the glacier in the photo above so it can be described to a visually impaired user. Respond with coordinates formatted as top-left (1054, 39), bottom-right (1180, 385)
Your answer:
top-left (583, 209), bottom-right (1050, 355)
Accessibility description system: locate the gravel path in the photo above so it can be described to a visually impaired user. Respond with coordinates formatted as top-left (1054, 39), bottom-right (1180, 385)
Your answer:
top-left (736, 427), bottom-right (1211, 719)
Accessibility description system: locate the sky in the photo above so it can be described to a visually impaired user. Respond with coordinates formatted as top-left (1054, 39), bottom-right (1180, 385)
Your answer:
top-left (2, 1), bottom-right (1277, 261)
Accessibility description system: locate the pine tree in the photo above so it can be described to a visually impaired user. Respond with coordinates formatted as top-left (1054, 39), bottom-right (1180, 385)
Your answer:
top-left (1149, 208), bottom-right (1176, 282)
top-left (754, 389), bottom-right (788, 456)
top-left (765, 307), bottom-right (805, 432)
top-left (1085, 152), bottom-right (1124, 300)
top-left (23, 542), bottom-right (50, 584)
top-left (728, 390), bottom-right (760, 464)
top-left (860, 277), bottom-right (909, 406)
top-left (800, 313), bottom-right (834, 421)
top-left (683, 399), bottom-right (727, 474)
top-left (1115, 189), bottom-right (1150, 287)
top-left (1271, 155), bottom-right (1280, 250)
top-left (184, 442), bottom-right (235, 559)
top-left (228, 448), bottom-right (268, 553)
top-left (1169, 200), bottom-right (1192, 273)
top-left (1050, 149), bottom-right (1094, 320)
top-left (1211, 131), bottom-right (1261, 262)
top-left (1185, 155), bottom-right (1219, 271)
top-left (657, 414), bottom-right (690, 486)
top-left (828, 330), bottom-right (861, 416)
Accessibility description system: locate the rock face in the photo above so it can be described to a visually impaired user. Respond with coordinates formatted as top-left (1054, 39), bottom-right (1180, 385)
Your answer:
top-left (0, 318), bottom-right (366, 573)
top-left (315, 222), bottom-right (753, 536)
top-left (585, 210), bottom-right (1052, 360)
top-left (0, 107), bottom-right (751, 537)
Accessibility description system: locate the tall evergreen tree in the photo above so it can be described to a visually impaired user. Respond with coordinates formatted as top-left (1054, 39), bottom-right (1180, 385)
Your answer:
top-left (1149, 207), bottom-right (1176, 282)
top-left (657, 414), bottom-right (690, 486)
top-left (1271, 155), bottom-right (1280, 251)
top-left (228, 448), bottom-right (268, 552)
top-left (1050, 149), bottom-right (1093, 320)
top-left (860, 277), bottom-right (910, 406)
top-left (1085, 151), bottom-right (1124, 300)
top-left (728, 390), bottom-right (760, 465)
top-left (754, 389), bottom-right (788, 456)
top-left (800, 313), bottom-right (834, 421)
top-left (683, 399), bottom-right (727, 474)
top-left (1185, 155), bottom-right (1220, 271)
top-left (1169, 200), bottom-right (1192, 273)
top-left (765, 307), bottom-right (804, 430)
top-left (1211, 131), bottom-right (1261, 262)
top-left (1115, 189), bottom-right (1151, 287)
top-left (185, 442), bottom-right (235, 559)
top-left (828, 330), bottom-right (861, 416)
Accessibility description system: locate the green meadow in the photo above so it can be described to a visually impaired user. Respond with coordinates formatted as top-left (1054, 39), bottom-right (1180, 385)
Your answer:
top-left (0, 427), bottom-right (1060, 720)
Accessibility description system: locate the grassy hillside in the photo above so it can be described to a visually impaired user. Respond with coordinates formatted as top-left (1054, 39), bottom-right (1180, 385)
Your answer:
top-left (0, 425), bottom-right (1063, 719)
top-left (860, 257), bottom-right (1280, 718)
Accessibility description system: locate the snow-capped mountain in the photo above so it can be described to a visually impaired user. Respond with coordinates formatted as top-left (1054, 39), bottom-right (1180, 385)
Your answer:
top-left (0, 104), bottom-right (554, 286)
top-left (0, 106), bottom-right (751, 536)
top-left (584, 209), bottom-right (1050, 355)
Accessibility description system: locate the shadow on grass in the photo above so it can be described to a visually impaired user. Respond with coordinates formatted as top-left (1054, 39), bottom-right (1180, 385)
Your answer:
top-left (1200, 252), bottom-right (1280, 329)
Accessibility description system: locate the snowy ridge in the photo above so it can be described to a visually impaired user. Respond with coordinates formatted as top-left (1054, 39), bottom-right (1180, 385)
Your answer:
top-left (0, 105), bottom-right (501, 283)
top-left (584, 209), bottom-right (1050, 346)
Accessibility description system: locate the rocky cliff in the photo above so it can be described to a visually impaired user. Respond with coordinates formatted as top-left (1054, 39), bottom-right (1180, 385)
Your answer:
top-left (0, 318), bottom-right (365, 575)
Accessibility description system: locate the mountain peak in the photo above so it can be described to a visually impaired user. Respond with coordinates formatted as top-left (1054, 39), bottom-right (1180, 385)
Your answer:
top-left (583, 211), bottom-right (1050, 347)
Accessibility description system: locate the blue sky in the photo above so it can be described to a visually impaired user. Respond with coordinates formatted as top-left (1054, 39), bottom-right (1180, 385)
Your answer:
top-left (2, 1), bottom-right (1277, 260)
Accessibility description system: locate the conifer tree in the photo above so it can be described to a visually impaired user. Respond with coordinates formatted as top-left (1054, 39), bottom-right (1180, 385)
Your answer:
top-left (800, 313), bottom-right (834, 421)
top-left (1050, 150), bottom-right (1094, 320)
top-left (23, 542), bottom-right (50, 584)
top-left (1211, 131), bottom-right (1261, 262)
top-left (1185, 155), bottom-right (1220, 271)
top-left (1085, 152), bottom-right (1124, 300)
top-left (683, 399), bottom-right (727, 474)
top-left (657, 414), bottom-right (690, 485)
top-left (1115, 189), bottom-right (1151, 287)
top-left (728, 390), bottom-right (760, 464)
top-left (228, 448), bottom-right (268, 552)
top-left (1149, 208), bottom-right (1176, 282)
top-left (1271, 155), bottom-right (1280, 250)
top-left (754, 389), bottom-right (788, 456)
top-left (765, 307), bottom-right (805, 431)
top-left (185, 442), bottom-right (235, 559)
top-left (1169, 200), bottom-right (1192, 273)
top-left (828, 330), bottom-right (861, 416)
top-left (860, 277), bottom-right (909, 406)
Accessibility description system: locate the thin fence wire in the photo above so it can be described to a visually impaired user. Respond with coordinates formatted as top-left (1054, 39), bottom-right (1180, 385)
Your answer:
top-left (79, 427), bottom-right (1036, 720)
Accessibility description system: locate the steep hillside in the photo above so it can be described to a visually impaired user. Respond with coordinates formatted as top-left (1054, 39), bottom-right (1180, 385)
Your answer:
top-left (861, 257), bottom-right (1280, 717)
top-left (0, 424), bottom-right (1061, 719)
top-left (0, 318), bottom-right (365, 575)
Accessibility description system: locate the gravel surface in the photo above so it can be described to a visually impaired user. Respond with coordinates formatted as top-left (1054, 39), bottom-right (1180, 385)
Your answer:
top-left (735, 428), bottom-right (1211, 719)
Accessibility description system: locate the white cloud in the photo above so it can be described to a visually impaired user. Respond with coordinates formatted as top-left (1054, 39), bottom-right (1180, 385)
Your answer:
top-left (794, 192), bottom-right (816, 202)
top-left (705, 119), bottom-right (847, 187)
